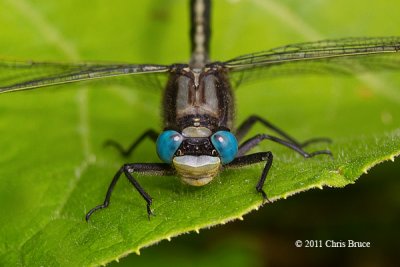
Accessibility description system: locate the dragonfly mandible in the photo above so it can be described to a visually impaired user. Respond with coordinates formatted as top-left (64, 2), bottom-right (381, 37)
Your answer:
top-left (1, 0), bottom-right (400, 221)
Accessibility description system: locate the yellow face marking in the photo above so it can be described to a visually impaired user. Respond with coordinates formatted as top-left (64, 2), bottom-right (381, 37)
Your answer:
top-left (173, 155), bottom-right (221, 186)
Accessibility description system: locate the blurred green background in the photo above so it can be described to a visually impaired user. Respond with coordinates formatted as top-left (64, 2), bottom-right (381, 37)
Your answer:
top-left (0, 0), bottom-right (399, 266)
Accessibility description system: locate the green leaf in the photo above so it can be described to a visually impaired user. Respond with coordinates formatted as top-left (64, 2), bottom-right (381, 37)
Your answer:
top-left (0, 0), bottom-right (399, 266)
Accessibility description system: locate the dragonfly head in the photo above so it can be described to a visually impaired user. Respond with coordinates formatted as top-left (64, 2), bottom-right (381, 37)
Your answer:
top-left (156, 126), bottom-right (238, 186)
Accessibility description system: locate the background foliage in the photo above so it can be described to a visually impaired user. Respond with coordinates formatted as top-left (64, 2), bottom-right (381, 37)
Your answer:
top-left (0, 0), bottom-right (399, 266)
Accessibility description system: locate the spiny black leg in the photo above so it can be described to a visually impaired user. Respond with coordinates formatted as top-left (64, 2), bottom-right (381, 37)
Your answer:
top-left (256, 152), bottom-right (273, 202)
top-left (235, 115), bottom-right (331, 147)
top-left (104, 129), bottom-right (159, 157)
top-left (122, 165), bottom-right (154, 219)
top-left (225, 152), bottom-right (273, 203)
top-left (238, 134), bottom-right (332, 158)
top-left (85, 168), bottom-right (123, 222)
top-left (236, 115), bottom-right (297, 143)
top-left (86, 163), bottom-right (173, 222)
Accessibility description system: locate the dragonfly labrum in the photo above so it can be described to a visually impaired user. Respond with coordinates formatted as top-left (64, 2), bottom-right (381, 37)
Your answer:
top-left (1, 0), bottom-right (400, 221)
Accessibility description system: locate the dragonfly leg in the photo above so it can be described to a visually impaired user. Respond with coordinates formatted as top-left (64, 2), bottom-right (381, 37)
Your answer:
top-left (224, 152), bottom-right (273, 202)
top-left (235, 115), bottom-right (331, 147)
top-left (237, 134), bottom-right (332, 158)
top-left (86, 163), bottom-right (173, 222)
top-left (104, 129), bottom-right (159, 157)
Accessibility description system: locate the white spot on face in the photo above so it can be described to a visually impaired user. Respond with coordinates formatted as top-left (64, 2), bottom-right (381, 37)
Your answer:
top-left (182, 126), bottom-right (212, 137)
top-left (173, 135), bottom-right (181, 141)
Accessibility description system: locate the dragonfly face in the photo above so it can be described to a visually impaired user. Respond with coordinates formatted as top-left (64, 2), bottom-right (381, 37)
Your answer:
top-left (156, 127), bottom-right (238, 186)
top-left (158, 65), bottom-right (238, 186)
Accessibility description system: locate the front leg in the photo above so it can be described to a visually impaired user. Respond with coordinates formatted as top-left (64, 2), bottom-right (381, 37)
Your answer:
top-left (235, 115), bottom-right (331, 147)
top-left (224, 152), bottom-right (273, 202)
top-left (86, 162), bottom-right (174, 221)
top-left (104, 129), bottom-right (159, 157)
top-left (237, 134), bottom-right (332, 158)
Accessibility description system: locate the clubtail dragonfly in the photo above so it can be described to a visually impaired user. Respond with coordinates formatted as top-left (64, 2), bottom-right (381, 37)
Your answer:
top-left (1, 0), bottom-right (399, 221)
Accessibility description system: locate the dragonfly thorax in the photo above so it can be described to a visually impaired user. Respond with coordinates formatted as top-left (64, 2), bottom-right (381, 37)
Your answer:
top-left (163, 64), bottom-right (234, 132)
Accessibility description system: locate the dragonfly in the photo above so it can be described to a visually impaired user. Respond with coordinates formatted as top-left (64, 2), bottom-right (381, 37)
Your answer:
top-left (1, 0), bottom-right (400, 221)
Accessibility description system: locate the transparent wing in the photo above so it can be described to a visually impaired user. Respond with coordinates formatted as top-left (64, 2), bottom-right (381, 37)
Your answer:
top-left (0, 60), bottom-right (171, 93)
top-left (223, 36), bottom-right (400, 87)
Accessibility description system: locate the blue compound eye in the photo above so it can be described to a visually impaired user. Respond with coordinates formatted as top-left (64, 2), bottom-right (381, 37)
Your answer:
top-left (156, 130), bottom-right (183, 163)
top-left (211, 131), bottom-right (238, 164)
